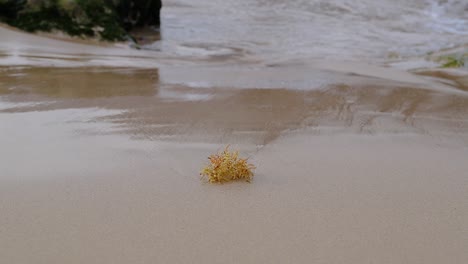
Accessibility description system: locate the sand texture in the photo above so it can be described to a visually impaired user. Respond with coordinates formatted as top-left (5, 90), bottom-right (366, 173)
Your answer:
top-left (1, 26), bottom-right (468, 264)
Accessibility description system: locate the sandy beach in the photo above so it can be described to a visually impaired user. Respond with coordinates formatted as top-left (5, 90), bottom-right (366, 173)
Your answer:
top-left (1, 23), bottom-right (468, 264)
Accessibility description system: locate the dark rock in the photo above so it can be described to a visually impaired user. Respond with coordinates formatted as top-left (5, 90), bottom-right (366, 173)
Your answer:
top-left (114, 0), bottom-right (162, 29)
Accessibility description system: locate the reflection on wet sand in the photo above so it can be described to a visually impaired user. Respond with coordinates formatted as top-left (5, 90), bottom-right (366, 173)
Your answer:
top-left (416, 70), bottom-right (468, 92)
top-left (0, 67), bottom-right (158, 98)
top-left (1, 67), bottom-right (467, 145)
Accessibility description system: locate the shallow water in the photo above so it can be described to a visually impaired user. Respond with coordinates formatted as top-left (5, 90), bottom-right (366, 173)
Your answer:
top-left (1, 67), bottom-right (467, 145)
top-left (155, 0), bottom-right (468, 65)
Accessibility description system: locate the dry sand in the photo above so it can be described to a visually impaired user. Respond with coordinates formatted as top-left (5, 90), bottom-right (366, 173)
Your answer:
top-left (1, 26), bottom-right (468, 264)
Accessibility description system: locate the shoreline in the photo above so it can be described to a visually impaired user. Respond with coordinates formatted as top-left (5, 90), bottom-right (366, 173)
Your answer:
top-left (1, 25), bottom-right (467, 99)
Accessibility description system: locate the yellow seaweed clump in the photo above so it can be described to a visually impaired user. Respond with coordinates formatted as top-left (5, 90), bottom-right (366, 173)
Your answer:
top-left (200, 146), bottom-right (255, 183)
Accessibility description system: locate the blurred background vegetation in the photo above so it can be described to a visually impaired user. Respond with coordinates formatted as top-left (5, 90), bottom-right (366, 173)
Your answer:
top-left (0, 0), bottom-right (161, 41)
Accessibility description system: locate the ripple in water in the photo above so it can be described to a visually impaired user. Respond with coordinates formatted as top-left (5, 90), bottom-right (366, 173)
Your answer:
top-left (149, 0), bottom-right (468, 64)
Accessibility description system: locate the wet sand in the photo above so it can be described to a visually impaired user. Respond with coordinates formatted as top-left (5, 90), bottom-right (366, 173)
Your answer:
top-left (1, 28), bottom-right (468, 263)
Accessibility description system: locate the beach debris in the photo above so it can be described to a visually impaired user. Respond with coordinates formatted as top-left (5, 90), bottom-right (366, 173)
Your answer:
top-left (200, 146), bottom-right (255, 184)
top-left (440, 53), bottom-right (467, 68)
